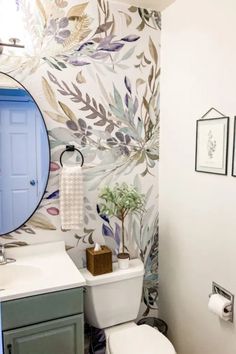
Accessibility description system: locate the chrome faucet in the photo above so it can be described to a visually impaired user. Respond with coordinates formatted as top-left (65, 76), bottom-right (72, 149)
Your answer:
top-left (0, 244), bottom-right (15, 265)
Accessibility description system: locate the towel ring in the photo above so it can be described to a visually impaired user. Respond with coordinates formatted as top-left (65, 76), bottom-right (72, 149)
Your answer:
top-left (60, 145), bottom-right (84, 167)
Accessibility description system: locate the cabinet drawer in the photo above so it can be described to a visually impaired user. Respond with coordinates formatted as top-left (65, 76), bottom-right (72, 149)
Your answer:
top-left (3, 314), bottom-right (84, 354)
top-left (2, 287), bottom-right (83, 330)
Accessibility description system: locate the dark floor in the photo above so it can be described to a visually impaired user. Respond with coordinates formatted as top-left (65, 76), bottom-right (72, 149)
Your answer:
top-left (85, 325), bottom-right (106, 354)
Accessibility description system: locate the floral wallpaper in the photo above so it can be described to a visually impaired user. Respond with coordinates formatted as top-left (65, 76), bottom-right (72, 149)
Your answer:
top-left (0, 0), bottom-right (160, 318)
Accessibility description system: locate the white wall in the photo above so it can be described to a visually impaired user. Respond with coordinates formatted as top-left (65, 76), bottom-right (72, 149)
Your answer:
top-left (159, 1), bottom-right (236, 353)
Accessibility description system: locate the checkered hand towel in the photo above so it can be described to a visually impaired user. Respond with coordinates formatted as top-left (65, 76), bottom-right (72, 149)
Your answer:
top-left (60, 165), bottom-right (84, 230)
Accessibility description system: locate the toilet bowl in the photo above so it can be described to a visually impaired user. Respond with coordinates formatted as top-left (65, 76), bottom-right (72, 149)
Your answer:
top-left (80, 259), bottom-right (176, 354)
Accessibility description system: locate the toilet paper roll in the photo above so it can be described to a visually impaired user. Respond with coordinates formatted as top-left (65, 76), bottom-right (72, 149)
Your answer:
top-left (208, 294), bottom-right (232, 321)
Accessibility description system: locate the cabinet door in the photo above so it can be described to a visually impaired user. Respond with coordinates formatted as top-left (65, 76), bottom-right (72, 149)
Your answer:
top-left (3, 314), bottom-right (84, 354)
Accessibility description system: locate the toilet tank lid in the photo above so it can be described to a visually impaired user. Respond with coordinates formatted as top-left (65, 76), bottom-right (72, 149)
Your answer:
top-left (80, 258), bottom-right (144, 286)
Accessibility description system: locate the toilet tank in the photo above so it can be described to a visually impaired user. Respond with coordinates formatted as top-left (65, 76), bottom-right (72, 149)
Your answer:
top-left (80, 259), bottom-right (144, 329)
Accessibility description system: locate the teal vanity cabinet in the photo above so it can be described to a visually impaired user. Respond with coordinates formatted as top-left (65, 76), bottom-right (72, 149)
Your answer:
top-left (1, 287), bottom-right (84, 354)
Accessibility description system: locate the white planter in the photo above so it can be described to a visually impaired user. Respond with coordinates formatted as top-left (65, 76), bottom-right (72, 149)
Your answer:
top-left (117, 253), bottom-right (130, 270)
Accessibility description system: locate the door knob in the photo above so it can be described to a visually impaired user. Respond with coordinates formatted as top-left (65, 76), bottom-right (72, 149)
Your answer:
top-left (30, 180), bottom-right (36, 186)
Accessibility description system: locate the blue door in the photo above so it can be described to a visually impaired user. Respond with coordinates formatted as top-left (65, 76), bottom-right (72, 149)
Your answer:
top-left (0, 100), bottom-right (38, 234)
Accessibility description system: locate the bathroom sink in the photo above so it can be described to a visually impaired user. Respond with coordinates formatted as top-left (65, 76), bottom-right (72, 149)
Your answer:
top-left (0, 241), bottom-right (86, 301)
top-left (0, 264), bottom-right (43, 289)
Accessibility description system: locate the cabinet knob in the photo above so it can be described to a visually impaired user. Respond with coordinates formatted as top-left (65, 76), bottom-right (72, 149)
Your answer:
top-left (7, 344), bottom-right (12, 354)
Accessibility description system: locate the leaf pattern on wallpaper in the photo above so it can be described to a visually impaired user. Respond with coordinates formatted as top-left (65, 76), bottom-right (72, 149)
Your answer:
top-left (9, 224), bottom-right (36, 237)
top-left (45, 111), bottom-right (68, 124)
top-left (63, 4), bottom-right (92, 51)
top-left (76, 71), bottom-right (86, 84)
top-left (67, 3), bottom-right (89, 18)
top-left (64, 31), bottom-right (140, 70)
top-left (58, 101), bottom-right (78, 123)
top-left (47, 72), bottom-right (117, 132)
top-left (0, 0), bottom-right (93, 76)
top-left (0, 0), bottom-right (142, 77)
top-left (149, 37), bottom-right (158, 64)
top-left (42, 77), bottom-right (59, 111)
top-left (36, 0), bottom-right (47, 24)
top-left (55, 0), bottom-right (68, 8)
top-left (119, 10), bottom-right (132, 27)
top-left (44, 73), bottom-right (159, 179)
top-left (28, 212), bottom-right (56, 230)
top-left (134, 38), bottom-right (160, 160)
top-left (4, 241), bottom-right (29, 248)
top-left (129, 6), bottom-right (161, 31)
top-left (75, 227), bottom-right (95, 246)
top-left (131, 176), bottom-right (159, 316)
top-left (1, 0), bottom-right (161, 318)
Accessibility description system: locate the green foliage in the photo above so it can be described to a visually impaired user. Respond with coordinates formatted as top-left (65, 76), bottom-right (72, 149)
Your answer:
top-left (99, 182), bottom-right (144, 220)
top-left (99, 183), bottom-right (145, 254)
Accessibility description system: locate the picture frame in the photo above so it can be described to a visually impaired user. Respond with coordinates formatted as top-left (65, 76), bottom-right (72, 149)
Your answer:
top-left (232, 117), bottom-right (236, 176)
top-left (195, 117), bottom-right (229, 175)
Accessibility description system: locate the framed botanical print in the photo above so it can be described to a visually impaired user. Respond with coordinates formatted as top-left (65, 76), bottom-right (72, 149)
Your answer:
top-left (195, 117), bottom-right (229, 175)
top-left (232, 117), bottom-right (236, 176)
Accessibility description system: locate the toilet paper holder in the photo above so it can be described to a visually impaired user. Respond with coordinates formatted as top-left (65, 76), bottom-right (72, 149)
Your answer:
top-left (209, 282), bottom-right (234, 322)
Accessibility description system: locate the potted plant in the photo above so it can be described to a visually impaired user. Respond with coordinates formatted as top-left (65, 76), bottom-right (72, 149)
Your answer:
top-left (98, 182), bottom-right (144, 269)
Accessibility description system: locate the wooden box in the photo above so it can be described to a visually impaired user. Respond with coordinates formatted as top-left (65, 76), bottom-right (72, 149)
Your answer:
top-left (86, 246), bottom-right (112, 276)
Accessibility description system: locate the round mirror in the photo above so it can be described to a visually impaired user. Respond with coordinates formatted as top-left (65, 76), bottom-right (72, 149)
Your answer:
top-left (0, 73), bottom-right (50, 235)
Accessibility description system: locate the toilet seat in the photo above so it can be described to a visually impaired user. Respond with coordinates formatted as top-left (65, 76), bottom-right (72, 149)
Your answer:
top-left (107, 324), bottom-right (176, 354)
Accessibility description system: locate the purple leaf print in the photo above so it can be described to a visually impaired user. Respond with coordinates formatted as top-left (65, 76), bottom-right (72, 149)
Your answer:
top-left (47, 71), bottom-right (59, 85)
top-left (119, 145), bottom-right (130, 156)
top-left (102, 224), bottom-right (113, 237)
top-left (97, 205), bottom-right (110, 223)
top-left (15, 0), bottom-right (20, 11)
top-left (121, 35), bottom-right (140, 42)
top-left (68, 59), bottom-right (90, 66)
top-left (125, 134), bottom-right (131, 144)
top-left (115, 132), bottom-right (125, 142)
top-left (98, 35), bottom-right (115, 47)
top-left (47, 207), bottom-right (59, 216)
top-left (49, 19), bottom-right (57, 31)
top-left (125, 76), bottom-right (132, 94)
top-left (55, 37), bottom-right (65, 44)
top-left (46, 28), bottom-right (55, 36)
top-left (66, 120), bottom-right (78, 131)
top-left (50, 162), bottom-right (60, 171)
top-left (78, 118), bottom-right (87, 130)
top-left (59, 17), bottom-right (69, 28)
top-left (91, 52), bottom-right (109, 60)
top-left (114, 222), bottom-right (121, 248)
top-left (125, 93), bottom-right (129, 108)
top-left (59, 30), bottom-right (70, 38)
top-left (99, 42), bottom-right (124, 52)
top-left (95, 21), bottom-right (113, 34)
top-left (78, 41), bottom-right (94, 51)
top-left (100, 214), bottom-right (110, 223)
top-left (46, 190), bottom-right (59, 200)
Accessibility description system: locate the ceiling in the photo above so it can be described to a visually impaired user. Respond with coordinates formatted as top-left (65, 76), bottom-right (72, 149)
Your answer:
top-left (111, 0), bottom-right (176, 11)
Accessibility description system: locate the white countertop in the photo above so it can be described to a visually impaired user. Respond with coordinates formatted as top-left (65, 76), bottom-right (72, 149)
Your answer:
top-left (0, 241), bottom-right (86, 301)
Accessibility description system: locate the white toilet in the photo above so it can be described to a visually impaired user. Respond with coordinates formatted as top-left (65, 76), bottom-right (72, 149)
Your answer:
top-left (81, 259), bottom-right (176, 354)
